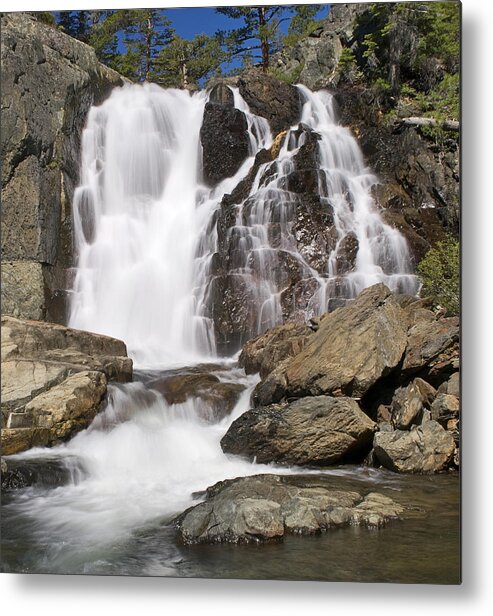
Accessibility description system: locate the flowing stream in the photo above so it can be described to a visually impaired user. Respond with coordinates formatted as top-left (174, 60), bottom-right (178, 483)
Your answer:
top-left (1, 84), bottom-right (457, 582)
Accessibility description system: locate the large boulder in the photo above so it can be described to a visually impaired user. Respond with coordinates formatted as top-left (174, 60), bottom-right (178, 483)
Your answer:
top-left (200, 97), bottom-right (250, 187)
top-left (402, 317), bottom-right (459, 383)
top-left (1, 315), bottom-right (132, 381)
top-left (176, 474), bottom-right (404, 544)
top-left (1, 315), bottom-right (132, 454)
top-left (1, 12), bottom-right (125, 322)
top-left (253, 284), bottom-right (408, 406)
top-left (431, 393), bottom-right (460, 430)
top-left (390, 378), bottom-right (437, 430)
top-left (373, 421), bottom-right (455, 473)
top-left (235, 69), bottom-right (301, 134)
top-left (221, 395), bottom-right (376, 466)
top-left (271, 5), bottom-right (367, 90)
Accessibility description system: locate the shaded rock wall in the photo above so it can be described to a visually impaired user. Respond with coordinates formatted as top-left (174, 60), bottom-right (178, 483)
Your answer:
top-left (1, 13), bottom-right (125, 323)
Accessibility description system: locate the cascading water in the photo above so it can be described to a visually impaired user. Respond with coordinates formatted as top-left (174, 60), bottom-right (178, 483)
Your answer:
top-left (69, 84), bottom-right (216, 366)
top-left (297, 85), bottom-right (418, 303)
top-left (199, 84), bottom-right (419, 346)
top-left (70, 82), bottom-right (417, 363)
top-left (3, 81), bottom-right (420, 575)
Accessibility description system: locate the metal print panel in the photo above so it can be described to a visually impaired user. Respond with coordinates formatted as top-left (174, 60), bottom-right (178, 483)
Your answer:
top-left (0, 2), bottom-right (460, 583)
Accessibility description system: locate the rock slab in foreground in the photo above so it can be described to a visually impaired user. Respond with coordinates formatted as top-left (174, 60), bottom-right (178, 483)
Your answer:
top-left (176, 474), bottom-right (404, 544)
top-left (221, 395), bottom-right (376, 466)
top-left (1, 315), bottom-right (132, 454)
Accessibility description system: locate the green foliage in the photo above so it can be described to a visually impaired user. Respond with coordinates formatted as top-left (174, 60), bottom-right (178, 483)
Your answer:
top-left (121, 9), bottom-right (173, 81)
top-left (355, 1), bottom-right (460, 107)
top-left (417, 236), bottom-right (460, 315)
top-left (283, 5), bottom-right (321, 47)
top-left (31, 12), bottom-right (57, 26)
top-left (338, 47), bottom-right (356, 70)
top-left (156, 34), bottom-right (225, 89)
top-left (84, 9), bottom-right (173, 82)
top-left (416, 72), bottom-right (459, 121)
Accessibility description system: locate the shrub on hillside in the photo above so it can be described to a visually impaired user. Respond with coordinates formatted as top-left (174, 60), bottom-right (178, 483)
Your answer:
top-left (417, 236), bottom-right (460, 315)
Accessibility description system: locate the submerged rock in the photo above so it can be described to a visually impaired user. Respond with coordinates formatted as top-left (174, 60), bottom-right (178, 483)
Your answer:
top-left (1, 455), bottom-right (77, 492)
top-left (221, 395), bottom-right (376, 466)
top-left (149, 370), bottom-right (245, 421)
top-left (176, 474), bottom-right (405, 544)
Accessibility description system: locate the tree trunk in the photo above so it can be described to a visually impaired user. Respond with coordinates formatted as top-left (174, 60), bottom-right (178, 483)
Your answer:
top-left (258, 7), bottom-right (269, 72)
top-left (180, 58), bottom-right (189, 90)
top-left (145, 17), bottom-right (152, 81)
top-left (395, 117), bottom-right (459, 132)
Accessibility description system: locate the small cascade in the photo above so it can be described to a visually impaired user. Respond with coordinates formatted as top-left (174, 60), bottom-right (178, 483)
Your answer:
top-left (201, 85), bottom-right (419, 348)
top-left (297, 85), bottom-right (418, 305)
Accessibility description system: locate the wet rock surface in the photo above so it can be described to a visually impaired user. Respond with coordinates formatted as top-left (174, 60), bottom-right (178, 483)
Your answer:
top-left (1, 455), bottom-right (77, 493)
top-left (206, 124), bottom-right (335, 354)
top-left (176, 474), bottom-right (405, 544)
top-left (149, 368), bottom-right (245, 422)
top-left (210, 69), bottom-right (301, 135)
top-left (221, 396), bottom-right (376, 466)
top-left (200, 101), bottom-right (250, 187)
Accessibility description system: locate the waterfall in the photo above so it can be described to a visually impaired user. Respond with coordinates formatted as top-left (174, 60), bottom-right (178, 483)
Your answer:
top-left (69, 82), bottom-right (417, 364)
top-left (4, 82), bottom-right (421, 575)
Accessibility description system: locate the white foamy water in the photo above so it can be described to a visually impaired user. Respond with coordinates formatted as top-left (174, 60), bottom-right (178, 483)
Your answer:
top-left (7, 372), bottom-right (298, 550)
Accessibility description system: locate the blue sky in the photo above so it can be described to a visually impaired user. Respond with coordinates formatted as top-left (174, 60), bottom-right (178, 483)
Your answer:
top-left (55, 5), bottom-right (330, 74)
top-left (166, 5), bottom-right (330, 39)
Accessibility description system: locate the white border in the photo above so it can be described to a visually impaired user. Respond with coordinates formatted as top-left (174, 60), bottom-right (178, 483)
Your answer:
top-left (1, 1), bottom-right (492, 614)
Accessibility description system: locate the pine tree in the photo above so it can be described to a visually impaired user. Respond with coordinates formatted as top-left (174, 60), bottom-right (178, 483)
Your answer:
top-left (216, 5), bottom-right (319, 72)
top-left (156, 34), bottom-right (225, 89)
top-left (121, 9), bottom-right (174, 82)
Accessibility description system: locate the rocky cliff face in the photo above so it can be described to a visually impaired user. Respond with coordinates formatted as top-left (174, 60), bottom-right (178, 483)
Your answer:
top-left (1, 13), bottom-right (125, 323)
